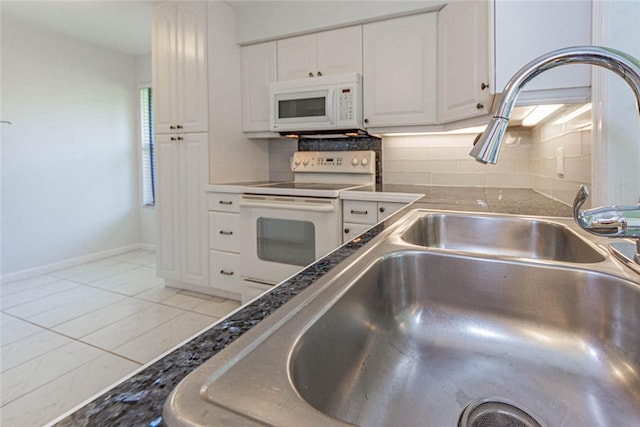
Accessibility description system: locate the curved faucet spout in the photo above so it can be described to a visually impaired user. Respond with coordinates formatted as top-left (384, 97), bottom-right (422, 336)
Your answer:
top-left (470, 45), bottom-right (640, 272)
top-left (470, 45), bottom-right (640, 164)
top-left (573, 184), bottom-right (640, 238)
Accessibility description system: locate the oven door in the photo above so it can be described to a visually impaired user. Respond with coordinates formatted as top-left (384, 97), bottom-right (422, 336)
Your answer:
top-left (239, 195), bottom-right (341, 285)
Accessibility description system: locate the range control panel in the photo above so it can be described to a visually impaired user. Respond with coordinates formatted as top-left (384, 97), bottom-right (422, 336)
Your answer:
top-left (291, 151), bottom-right (376, 174)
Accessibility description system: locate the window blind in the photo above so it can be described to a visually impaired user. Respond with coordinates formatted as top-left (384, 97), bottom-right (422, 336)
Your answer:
top-left (140, 87), bottom-right (155, 206)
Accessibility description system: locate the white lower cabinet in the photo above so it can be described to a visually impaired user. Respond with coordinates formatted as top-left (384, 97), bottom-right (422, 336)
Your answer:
top-left (156, 133), bottom-right (209, 288)
top-left (207, 192), bottom-right (243, 299)
top-left (342, 200), bottom-right (405, 243)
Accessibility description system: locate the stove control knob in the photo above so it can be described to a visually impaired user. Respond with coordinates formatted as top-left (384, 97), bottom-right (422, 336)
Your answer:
top-left (351, 158), bottom-right (359, 166)
top-left (294, 158), bottom-right (301, 166)
top-left (361, 157), bottom-right (369, 166)
top-left (303, 158), bottom-right (310, 166)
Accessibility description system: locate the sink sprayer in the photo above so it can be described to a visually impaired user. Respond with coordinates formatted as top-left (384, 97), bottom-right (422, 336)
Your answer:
top-left (469, 45), bottom-right (640, 272)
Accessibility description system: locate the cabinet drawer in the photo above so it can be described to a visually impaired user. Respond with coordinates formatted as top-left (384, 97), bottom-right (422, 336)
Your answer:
top-left (208, 192), bottom-right (241, 213)
top-left (342, 222), bottom-right (373, 244)
top-left (209, 212), bottom-right (240, 252)
top-left (209, 250), bottom-right (243, 293)
top-left (343, 201), bottom-right (377, 224)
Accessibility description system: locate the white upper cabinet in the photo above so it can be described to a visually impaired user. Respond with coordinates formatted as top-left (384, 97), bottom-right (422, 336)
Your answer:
top-left (438, 1), bottom-right (491, 123)
top-left (277, 26), bottom-right (362, 80)
top-left (241, 41), bottom-right (277, 133)
top-left (152, 2), bottom-right (208, 134)
top-left (492, 0), bottom-right (592, 104)
top-left (362, 13), bottom-right (438, 128)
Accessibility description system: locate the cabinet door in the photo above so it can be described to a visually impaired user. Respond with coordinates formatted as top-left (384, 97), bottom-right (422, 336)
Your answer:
top-left (277, 33), bottom-right (317, 80)
top-left (316, 26), bottom-right (363, 76)
top-left (493, 0), bottom-right (591, 101)
top-left (179, 133), bottom-right (209, 287)
top-left (155, 134), bottom-right (181, 281)
top-left (176, 2), bottom-right (209, 133)
top-left (241, 42), bottom-right (277, 132)
top-left (363, 13), bottom-right (438, 127)
top-left (343, 222), bottom-right (372, 244)
top-left (377, 202), bottom-right (405, 221)
top-left (152, 2), bottom-right (178, 135)
top-left (438, 1), bottom-right (491, 123)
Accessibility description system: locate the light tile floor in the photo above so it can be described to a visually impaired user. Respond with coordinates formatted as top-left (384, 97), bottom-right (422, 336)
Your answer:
top-left (0, 249), bottom-right (240, 426)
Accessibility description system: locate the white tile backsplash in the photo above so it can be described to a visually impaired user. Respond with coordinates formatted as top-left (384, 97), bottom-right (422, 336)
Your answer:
top-left (264, 111), bottom-right (592, 202)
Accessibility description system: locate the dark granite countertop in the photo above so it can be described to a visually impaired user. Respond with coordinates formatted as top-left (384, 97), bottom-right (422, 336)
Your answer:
top-left (53, 186), bottom-right (571, 427)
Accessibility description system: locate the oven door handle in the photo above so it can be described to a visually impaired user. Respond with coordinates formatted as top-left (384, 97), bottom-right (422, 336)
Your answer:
top-left (239, 200), bottom-right (336, 212)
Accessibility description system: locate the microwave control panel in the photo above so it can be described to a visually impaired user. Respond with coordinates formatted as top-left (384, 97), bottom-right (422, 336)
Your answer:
top-left (338, 86), bottom-right (355, 122)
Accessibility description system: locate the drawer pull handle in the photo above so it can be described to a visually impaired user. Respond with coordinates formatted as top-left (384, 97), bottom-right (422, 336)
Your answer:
top-left (218, 200), bottom-right (233, 205)
top-left (219, 230), bottom-right (233, 235)
top-left (220, 270), bottom-right (234, 276)
top-left (350, 209), bottom-right (368, 215)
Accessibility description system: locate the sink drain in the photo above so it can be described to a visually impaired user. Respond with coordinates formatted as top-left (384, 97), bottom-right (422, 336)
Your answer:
top-left (459, 398), bottom-right (544, 427)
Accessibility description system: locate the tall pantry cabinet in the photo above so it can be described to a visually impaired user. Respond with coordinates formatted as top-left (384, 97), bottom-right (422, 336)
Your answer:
top-left (153, 1), bottom-right (209, 288)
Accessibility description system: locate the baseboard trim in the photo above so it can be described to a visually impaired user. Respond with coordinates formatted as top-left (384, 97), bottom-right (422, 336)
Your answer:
top-left (0, 243), bottom-right (157, 284)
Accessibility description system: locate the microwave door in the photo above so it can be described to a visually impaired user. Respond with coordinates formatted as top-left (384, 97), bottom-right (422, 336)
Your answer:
top-left (273, 88), bottom-right (335, 131)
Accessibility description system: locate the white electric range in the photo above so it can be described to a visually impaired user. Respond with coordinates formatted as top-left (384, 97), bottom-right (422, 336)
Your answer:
top-left (238, 150), bottom-right (376, 285)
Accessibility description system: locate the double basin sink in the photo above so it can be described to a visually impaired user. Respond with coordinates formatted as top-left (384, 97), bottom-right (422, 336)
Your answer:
top-left (165, 210), bottom-right (640, 427)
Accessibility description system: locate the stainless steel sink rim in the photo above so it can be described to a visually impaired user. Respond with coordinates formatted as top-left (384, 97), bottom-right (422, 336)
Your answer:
top-left (164, 209), bottom-right (640, 427)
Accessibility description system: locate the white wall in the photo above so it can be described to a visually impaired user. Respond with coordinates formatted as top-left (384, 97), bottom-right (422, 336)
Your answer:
top-left (208, 2), bottom-right (269, 183)
top-left (1, 18), bottom-right (140, 278)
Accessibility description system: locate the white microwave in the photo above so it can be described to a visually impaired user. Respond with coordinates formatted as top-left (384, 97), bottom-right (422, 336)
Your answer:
top-left (269, 72), bottom-right (363, 134)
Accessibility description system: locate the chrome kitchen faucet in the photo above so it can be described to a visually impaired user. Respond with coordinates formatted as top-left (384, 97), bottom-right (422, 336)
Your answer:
top-left (469, 45), bottom-right (640, 272)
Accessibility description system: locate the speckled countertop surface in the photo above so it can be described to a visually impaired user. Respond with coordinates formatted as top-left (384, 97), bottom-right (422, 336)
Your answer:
top-left (53, 186), bottom-right (571, 427)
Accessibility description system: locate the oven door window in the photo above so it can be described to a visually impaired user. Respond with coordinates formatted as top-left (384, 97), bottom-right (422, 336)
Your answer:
top-left (256, 217), bottom-right (315, 267)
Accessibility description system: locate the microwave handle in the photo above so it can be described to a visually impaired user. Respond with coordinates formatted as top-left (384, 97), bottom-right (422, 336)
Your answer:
top-left (239, 200), bottom-right (336, 213)
top-left (326, 87), bottom-right (336, 126)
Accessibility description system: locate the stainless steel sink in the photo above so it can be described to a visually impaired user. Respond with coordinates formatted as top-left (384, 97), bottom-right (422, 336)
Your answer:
top-left (399, 212), bottom-right (605, 263)
top-left (164, 210), bottom-right (640, 427)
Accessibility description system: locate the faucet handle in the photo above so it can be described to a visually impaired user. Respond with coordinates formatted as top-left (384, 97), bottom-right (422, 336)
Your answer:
top-left (573, 184), bottom-right (590, 224)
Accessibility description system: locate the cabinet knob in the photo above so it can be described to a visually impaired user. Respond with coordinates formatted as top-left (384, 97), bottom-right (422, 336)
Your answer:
top-left (344, 228), bottom-right (350, 234)
top-left (170, 137), bottom-right (177, 141)
top-left (176, 125), bottom-right (183, 129)
top-left (481, 82), bottom-right (489, 90)
top-left (308, 72), bottom-right (314, 77)
top-left (176, 136), bottom-right (184, 141)
top-left (364, 118), bottom-right (369, 124)
top-left (317, 71), bottom-right (323, 77)
top-left (476, 103), bottom-right (484, 110)
top-left (379, 207), bottom-right (386, 213)
top-left (169, 125), bottom-right (176, 130)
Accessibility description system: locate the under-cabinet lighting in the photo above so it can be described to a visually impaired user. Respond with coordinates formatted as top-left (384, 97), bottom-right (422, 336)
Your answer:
top-left (521, 104), bottom-right (563, 127)
top-left (383, 125), bottom-right (487, 137)
top-left (552, 103), bottom-right (592, 125)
